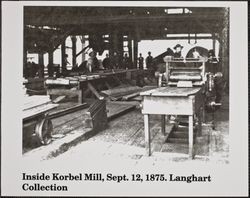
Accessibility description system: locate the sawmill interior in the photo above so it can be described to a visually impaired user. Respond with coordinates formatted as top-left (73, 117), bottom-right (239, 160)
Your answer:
top-left (23, 6), bottom-right (229, 163)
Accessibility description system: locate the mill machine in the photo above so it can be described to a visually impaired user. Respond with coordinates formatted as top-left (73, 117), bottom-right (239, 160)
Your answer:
top-left (158, 56), bottom-right (222, 129)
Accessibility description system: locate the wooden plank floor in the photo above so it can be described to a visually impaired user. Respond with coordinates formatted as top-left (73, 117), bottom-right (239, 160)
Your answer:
top-left (24, 94), bottom-right (229, 164)
top-left (89, 109), bottom-right (210, 157)
top-left (77, 93), bottom-right (229, 162)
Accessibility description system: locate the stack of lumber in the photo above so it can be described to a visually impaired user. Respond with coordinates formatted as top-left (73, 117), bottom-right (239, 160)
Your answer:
top-left (23, 95), bottom-right (58, 120)
top-left (101, 85), bottom-right (142, 101)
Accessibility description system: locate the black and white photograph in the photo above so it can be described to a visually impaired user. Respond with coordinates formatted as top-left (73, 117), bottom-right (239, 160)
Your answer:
top-left (1, 1), bottom-right (248, 197)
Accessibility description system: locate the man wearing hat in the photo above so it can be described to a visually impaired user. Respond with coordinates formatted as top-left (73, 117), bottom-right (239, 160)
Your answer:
top-left (173, 44), bottom-right (184, 58)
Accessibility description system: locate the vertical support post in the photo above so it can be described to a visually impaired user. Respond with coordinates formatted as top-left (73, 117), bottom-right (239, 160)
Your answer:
top-left (111, 29), bottom-right (119, 59)
top-left (48, 50), bottom-right (54, 77)
top-left (133, 39), bottom-right (138, 69)
top-left (81, 36), bottom-right (86, 62)
top-left (118, 34), bottom-right (124, 62)
top-left (219, 8), bottom-right (229, 92)
top-left (78, 90), bottom-right (83, 104)
top-left (161, 115), bottom-right (166, 135)
top-left (144, 114), bottom-right (151, 156)
top-left (128, 38), bottom-right (132, 67)
top-left (109, 33), bottom-right (114, 58)
top-left (38, 53), bottom-right (44, 78)
top-left (198, 107), bottom-right (203, 136)
top-left (212, 33), bottom-right (216, 52)
top-left (61, 39), bottom-right (66, 73)
top-left (71, 36), bottom-right (77, 68)
top-left (188, 115), bottom-right (194, 159)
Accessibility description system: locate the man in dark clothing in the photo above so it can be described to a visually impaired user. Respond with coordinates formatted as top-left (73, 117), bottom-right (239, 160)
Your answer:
top-left (138, 53), bottom-right (144, 70)
top-left (206, 49), bottom-right (224, 104)
top-left (173, 44), bottom-right (184, 58)
top-left (146, 51), bottom-right (153, 69)
top-left (111, 52), bottom-right (119, 69)
top-left (207, 49), bottom-right (221, 73)
top-left (122, 53), bottom-right (131, 69)
top-left (102, 53), bottom-right (111, 69)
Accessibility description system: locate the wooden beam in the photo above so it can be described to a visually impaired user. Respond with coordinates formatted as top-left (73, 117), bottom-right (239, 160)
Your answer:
top-left (76, 45), bottom-right (90, 58)
top-left (26, 13), bottom-right (224, 26)
top-left (212, 33), bottom-right (216, 51)
top-left (87, 82), bottom-right (103, 100)
top-left (48, 51), bottom-right (54, 77)
top-left (48, 103), bottom-right (88, 119)
top-left (61, 39), bottom-right (66, 73)
top-left (133, 39), bottom-right (138, 68)
top-left (71, 36), bottom-right (77, 68)
top-left (38, 53), bottom-right (44, 78)
top-left (137, 35), bottom-right (213, 40)
top-left (128, 36), bottom-right (132, 65)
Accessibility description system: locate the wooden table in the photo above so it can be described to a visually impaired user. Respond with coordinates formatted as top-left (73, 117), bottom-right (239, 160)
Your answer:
top-left (140, 86), bottom-right (204, 159)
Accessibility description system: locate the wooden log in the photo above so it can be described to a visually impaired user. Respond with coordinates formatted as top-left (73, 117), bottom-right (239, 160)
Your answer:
top-left (48, 103), bottom-right (88, 119)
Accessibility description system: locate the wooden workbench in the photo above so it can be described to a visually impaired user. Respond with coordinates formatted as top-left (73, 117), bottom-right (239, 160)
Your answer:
top-left (140, 86), bottom-right (204, 159)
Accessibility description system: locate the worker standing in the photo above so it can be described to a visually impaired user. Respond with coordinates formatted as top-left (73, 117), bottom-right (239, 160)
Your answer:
top-left (145, 51), bottom-right (153, 69)
top-left (62, 54), bottom-right (70, 74)
top-left (87, 51), bottom-right (99, 73)
top-left (138, 53), bottom-right (144, 70)
top-left (207, 49), bottom-right (223, 104)
top-left (111, 52), bottom-right (119, 69)
top-left (122, 53), bottom-right (131, 69)
top-left (102, 53), bottom-right (111, 70)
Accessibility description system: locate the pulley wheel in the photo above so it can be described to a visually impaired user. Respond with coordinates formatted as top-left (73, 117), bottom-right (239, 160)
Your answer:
top-left (35, 117), bottom-right (53, 145)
